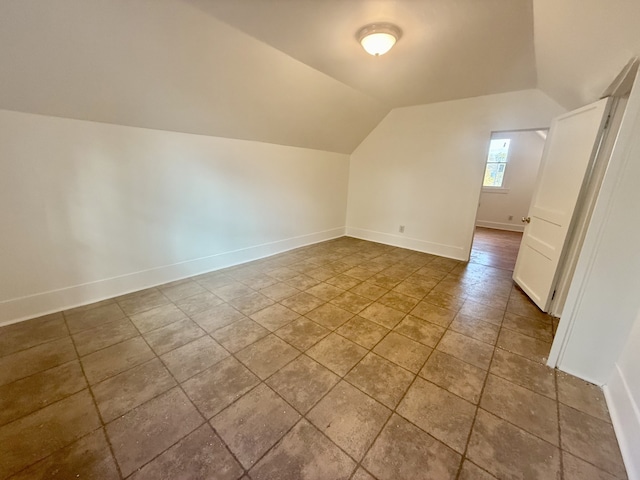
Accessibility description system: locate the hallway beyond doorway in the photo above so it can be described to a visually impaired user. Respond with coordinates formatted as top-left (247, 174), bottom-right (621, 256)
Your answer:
top-left (470, 227), bottom-right (523, 272)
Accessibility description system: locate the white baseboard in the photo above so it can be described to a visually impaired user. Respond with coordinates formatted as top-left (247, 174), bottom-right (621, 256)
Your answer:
top-left (0, 227), bottom-right (345, 327)
top-left (346, 227), bottom-right (466, 261)
top-left (603, 364), bottom-right (640, 480)
top-left (475, 220), bottom-right (524, 232)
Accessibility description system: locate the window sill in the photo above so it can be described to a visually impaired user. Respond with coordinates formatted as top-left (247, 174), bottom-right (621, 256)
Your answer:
top-left (482, 187), bottom-right (510, 194)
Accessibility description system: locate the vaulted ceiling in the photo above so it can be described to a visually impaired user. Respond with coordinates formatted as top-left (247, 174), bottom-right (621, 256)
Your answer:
top-left (0, 0), bottom-right (638, 153)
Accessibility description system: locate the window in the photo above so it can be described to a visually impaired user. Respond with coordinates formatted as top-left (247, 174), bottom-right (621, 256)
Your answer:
top-left (483, 138), bottom-right (511, 188)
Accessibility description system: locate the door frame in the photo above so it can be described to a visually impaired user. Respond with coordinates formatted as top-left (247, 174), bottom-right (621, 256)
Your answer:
top-left (469, 128), bottom-right (549, 261)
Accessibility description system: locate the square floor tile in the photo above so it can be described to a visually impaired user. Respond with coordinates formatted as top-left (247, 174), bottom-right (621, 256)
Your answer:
top-left (266, 355), bottom-right (339, 413)
top-left (330, 291), bottom-right (373, 314)
top-left (117, 289), bottom-right (171, 316)
top-left (0, 390), bottom-right (101, 479)
top-left (359, 302), bottom-right (406, 329)
top-left (305, 303), bottom-right (353, 329)
top-left (250, 303), bottom-right (300, 331)
top-left (81, 337), bottom-right (154, 385)
top-left (129, 304), bottom-right (188, 334)
top-left (562, 451), bottom-right (619, 480)
top-left (362, 413), bottom-right (461, 480)
top-left (393, 315), bottom-right (445, 347)
top-left (559, 404), bottom-right (626, 478)
top-left (0, 360), bottom-right (86, 427)
top-left (502, 312), bottom-right (553, 342)
top-left (175, 291), bottom-right (224, 316)
top-left (489, 347), bottom-right (556, 399)
top-left (274, 317), bottom-right (330, 351)
top-left (211, 318), bottom-right (269, 353)
top-left (190, 303), bottom-right (245, 333)
top-left (306, 282), bottom-right (344, 301)
top-left (128, 424), bottom-right (243, 480)
top-left (557, 371), bottom-right (610, 422)
top-left (373, 331), bottom-right (432, 373)
top-left (480, 374), bottom-right (559, 446)
top-left (467, 409), bottom-right (561, 480)
top-left (106, 387), bottom-right (203, 477)
top-left (228, 291), bottom-right (275, 316)
top-left (250, 419), bottom-right (356, 480)
top-left (72, 317), bottom-right (139, 356)
top-left (260, 282), bottom-right (300, 302)
top-left (423, 290), bottom-right (466, 312)
top-left (409, 302), bottom-right (456, 328)
top-left (496, 328), bottom-right (551, 364)
top-left (345, 353), bottom-right (414, 409)
top-left (437, 331), bottom-right (494, 370)
top-left (65, 303), bottom-right (126, 333)
top-left (236, 334), bottom-right (299, 380)
top-left (211, 384), bottom-right (300, 469)
top-left (397, 377), bottom-right (475, 453)
top-left (143, 317), bottom-right (205, 355)
top-left (458, 301), bottom-right (505, 326)
top-left (280, 292), bottom-right (326, 315)
top-left (350, 282), bottom-right (388, 300)
top-left (9, 428), bottom-right (119, 480)
top-left (160, 335), bottom-right (229, 382)
top-left (307, 333), bottom-right (367, 376)
top-left (458, 460), bottom-right (497, 480)
top-left (0, 337), bottom-right (76, 386)
top-left (309, 380), bottom-right (391, 460)
top-left (92, 358), bottom-right (176, 423)
top-left (450, 314), bottom-right (499, 345)
top-left (379, 291), bottom-right (420, 313)
top-left (336, 316), bottom-right (389, 349)
top-left (212, 281), bottom-right (255, 301)
top-left (420, 351), bottom-right (486, 404)
top-left (0, 314), bottom-right (68, 357)
top-left (182, 356), bottom-right (259, 418)
top-left (392, 280), bottom-right (432, 300)
top-left (158, 279), bottom-right (207, 302)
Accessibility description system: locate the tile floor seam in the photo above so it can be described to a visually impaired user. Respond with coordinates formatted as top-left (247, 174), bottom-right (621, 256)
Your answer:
top-left (62, 309), bottom-right (125, 480)
top-left (0, 332), bottom-right (70, 360)
top-left (453, 303), bottom-right (505, 480)
top-left (344, 308), bottom-right (461, 479)
top-left (555, 368), bottom-right (565, 480)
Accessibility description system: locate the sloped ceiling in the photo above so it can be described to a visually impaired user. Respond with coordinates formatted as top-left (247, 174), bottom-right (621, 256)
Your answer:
top-left (0, 0), bottom-right (638, 153)
top-left (533, 0), bottom-right (640, 110)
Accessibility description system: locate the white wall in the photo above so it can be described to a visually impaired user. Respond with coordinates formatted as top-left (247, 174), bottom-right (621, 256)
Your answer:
top-left (476, 131), bottom-right (545, 232)
top-left (549, 73), bottom-right (640, 479)
top-left (605, 310), bottom-right (640, 480)
top-left (346, 89), bottom-right (564, 260)
top-left (0, 110), bottom-right (349, 325)
top-left (534, 0), bottom-right (640, 109)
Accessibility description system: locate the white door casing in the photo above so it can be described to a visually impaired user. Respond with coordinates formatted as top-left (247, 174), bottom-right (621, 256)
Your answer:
top-left (513, 98), bottom-right (612, 311)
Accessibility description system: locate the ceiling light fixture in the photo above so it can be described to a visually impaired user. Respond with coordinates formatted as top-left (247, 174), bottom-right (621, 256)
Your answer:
top-left (357, 23), bottom-right (402, 56)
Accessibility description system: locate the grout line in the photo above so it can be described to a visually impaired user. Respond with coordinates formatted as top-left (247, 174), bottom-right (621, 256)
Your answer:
top-left (62, 309), bottom-right (126, 480)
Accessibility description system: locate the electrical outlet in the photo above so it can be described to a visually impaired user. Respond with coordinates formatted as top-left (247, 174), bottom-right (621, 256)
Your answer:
top-left (508, 215), bottom-right (513, 221)
top-left (399, 225), bottom-right (405, 233)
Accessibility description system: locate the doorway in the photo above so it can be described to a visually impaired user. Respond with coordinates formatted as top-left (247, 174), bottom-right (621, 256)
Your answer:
top-left (471, 129), bottom-right (548, 272)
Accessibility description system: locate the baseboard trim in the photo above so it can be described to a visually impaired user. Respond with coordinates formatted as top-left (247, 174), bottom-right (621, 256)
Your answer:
top-left (0, 227), bottom-right (346, 327)
top-left (475, 220), bottom-right (524, 232)
top-left (604, 364), bottom-right (640, 480)
top-left (346, 227), bottom-right (466, 261)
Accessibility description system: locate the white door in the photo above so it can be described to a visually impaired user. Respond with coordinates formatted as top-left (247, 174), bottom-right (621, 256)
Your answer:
top-left (513, 98), bottom-right (612, 311)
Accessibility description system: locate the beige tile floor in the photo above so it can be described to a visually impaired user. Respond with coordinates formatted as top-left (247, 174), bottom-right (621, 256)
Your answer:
top-left (0, 237), bottom-right (628, 480)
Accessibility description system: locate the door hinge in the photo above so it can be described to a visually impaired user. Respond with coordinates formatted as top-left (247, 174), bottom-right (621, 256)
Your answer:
top-left (603, 114), bottom-right (611, 130)
top-left (551, 290), bottom-right (556, 300)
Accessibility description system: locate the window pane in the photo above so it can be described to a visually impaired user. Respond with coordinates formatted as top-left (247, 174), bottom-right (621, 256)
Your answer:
top-left (483, 162), bottom-right (506, 187)
top-left (487, 139), bottom-right (510, 163)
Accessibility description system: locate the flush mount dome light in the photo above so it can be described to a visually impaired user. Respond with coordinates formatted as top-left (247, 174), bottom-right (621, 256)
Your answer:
top-left (357, 23), bottom-right (402, 56)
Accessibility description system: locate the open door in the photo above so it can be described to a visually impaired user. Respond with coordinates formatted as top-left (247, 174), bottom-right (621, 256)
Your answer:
top-left (513, 98), bottom-right (612, 311)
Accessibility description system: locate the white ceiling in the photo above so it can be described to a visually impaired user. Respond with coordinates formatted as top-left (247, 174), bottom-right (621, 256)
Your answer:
top-left (190, 0), bottom-right (537, 108)
top-left (0, 0), bottom-right (638, 153)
